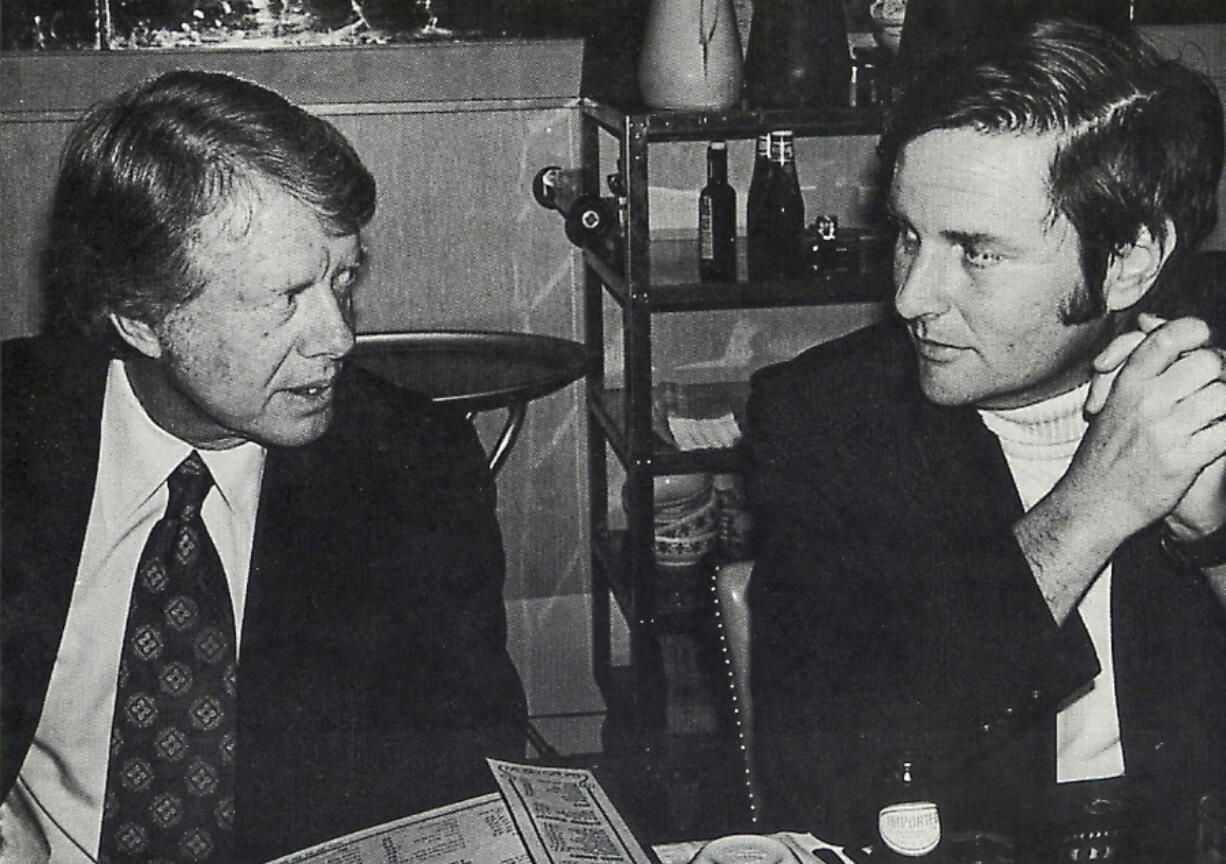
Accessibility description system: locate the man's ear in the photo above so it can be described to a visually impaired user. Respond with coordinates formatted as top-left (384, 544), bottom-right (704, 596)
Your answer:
top-left (1103, 217), bottom-right (1177, 313)
top-left (108, 312), bottom-right (165, 360)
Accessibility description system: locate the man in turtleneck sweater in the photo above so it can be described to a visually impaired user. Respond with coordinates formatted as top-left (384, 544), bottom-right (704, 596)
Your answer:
top-left (747, 19), bottom-right (1226, 861)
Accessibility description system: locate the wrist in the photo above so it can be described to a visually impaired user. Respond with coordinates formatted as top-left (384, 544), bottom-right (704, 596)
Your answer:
top-left (1037, 481), bottom-right (1135, 558)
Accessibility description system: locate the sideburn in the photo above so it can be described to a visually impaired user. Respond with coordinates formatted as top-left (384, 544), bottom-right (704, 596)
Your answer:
top-left (1058, 241), bottom-right (1109, 325)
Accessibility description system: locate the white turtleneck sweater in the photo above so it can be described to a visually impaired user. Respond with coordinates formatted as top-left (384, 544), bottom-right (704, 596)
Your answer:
top-left (978, 382), bottom-right (1125, 783)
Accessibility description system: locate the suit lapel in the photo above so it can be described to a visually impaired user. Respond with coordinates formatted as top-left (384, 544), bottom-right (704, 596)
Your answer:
top-left (234, 424), bottom-right (375, 857)
top-left (907, 393), bottom-right (1026, 546)
top-left (2, 339), bottom-right (108, 789)
top-left (855, 320), bottom-right (1025, 545)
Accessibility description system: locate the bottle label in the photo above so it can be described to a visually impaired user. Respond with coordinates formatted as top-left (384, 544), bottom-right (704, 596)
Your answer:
top-left (878, 802), bottom-right (941, 857)
top-left (699, 199), bottom-right (714, 259)
top-left (769, 134), bottom-right (795, 166)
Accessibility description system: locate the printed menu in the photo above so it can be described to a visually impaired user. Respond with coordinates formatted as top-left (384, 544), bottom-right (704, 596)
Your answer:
top-left (266, 760), bottom-right (657, 864)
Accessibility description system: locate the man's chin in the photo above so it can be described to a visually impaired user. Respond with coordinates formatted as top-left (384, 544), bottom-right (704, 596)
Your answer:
top-left (252, 409), bottom-right (335, 448)
top-left (916, 370), bottom-right (979, 407)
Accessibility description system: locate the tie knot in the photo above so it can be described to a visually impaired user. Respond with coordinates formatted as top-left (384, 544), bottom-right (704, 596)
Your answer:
top-left (166, 451), bottom-right (214, 521)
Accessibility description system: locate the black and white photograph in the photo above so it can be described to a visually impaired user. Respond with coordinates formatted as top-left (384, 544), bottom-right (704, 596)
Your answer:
top-left (2, 1), bottom-right (1224, 862)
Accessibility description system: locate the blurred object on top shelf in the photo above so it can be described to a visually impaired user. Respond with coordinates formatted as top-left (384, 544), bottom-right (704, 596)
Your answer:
top-left (638, 0), bottom-right (745, 110)
top-left (744, 0), bottom-right (852, 109)
top-left (869, 0), bottom-right (906, 53)
top-left (895, 0), bottom-right (1132, 84)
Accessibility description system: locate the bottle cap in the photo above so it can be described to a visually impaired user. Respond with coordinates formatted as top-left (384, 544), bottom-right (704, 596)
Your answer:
top-left (879, 802), bottom-right (941, 857)
top-left (692, 835), bottom-right (796, 864)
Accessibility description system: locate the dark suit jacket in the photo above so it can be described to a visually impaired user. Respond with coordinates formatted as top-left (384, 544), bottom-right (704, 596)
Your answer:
top-left (1, 334), bottom-right (527, 863)
top-left (747, 318), bottom-right (1226, 858)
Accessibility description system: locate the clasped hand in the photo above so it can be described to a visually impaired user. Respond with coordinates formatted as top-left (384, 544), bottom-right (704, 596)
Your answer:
top-left (1079, 312), bottom-right (1226, 542)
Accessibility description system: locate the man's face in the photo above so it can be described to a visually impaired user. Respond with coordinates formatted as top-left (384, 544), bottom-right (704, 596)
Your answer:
top-left (889, 128), bottom-right (1114, 410)
top-left (136, 182), bottom-right (364, 449)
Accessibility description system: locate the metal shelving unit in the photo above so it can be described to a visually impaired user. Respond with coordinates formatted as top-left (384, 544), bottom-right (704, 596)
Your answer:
top-left (578, 96), bottom-right (887, 839)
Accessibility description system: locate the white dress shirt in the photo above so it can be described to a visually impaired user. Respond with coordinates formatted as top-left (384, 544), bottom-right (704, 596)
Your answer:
top-left (979, 382), bottom-right (1126, 784)
top-left (12, 359), bottom-right (265, 864)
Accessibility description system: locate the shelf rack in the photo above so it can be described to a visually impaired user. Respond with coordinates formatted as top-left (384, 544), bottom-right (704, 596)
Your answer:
top-left (578, 96), bottom-right (886, 839)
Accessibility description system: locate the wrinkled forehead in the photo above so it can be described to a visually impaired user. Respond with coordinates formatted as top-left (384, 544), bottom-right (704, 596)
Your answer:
top-left (189, 174), bottom-right (350, 255)
top-left (183, 177), bottom-right (363, 289)
top-left (890, 128), bottom-right (1066, 231)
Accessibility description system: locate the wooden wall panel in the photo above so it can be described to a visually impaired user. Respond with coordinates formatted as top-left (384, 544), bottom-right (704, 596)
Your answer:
top-left (0, 119), bottom-right (67, 339)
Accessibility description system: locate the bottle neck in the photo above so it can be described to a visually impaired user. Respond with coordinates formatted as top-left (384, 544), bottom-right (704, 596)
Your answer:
top-left (899, 761), bottom-right (916, 786)
top-left (756, 134), bottom-right (770, 161)
top-left (707, 145), bottom-right (728, 183)
top-left (769, 132), bottom-right (795, 167)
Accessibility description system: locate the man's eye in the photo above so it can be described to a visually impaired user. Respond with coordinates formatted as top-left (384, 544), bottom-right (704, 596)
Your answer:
top-left (285, 285), bottom-right (310, 305)
top-left (894, 226), bottom-right (920, 256)
top-left (333, 268), bottom-right (360, 296)
top-left (963, 245), bottom-right (1002, 268)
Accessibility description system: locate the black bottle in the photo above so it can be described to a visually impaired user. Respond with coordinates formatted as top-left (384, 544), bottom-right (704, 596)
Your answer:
top-left (743, 0), bottom-right (851, 109)
top-left (746, 133), bottom-right (770, 228)
top-left (874, 755), bottom-right (944, 861)
top-left (746, 131), bottom-right (806, 282)
top-left (699, 141), bottom-right (737, 282)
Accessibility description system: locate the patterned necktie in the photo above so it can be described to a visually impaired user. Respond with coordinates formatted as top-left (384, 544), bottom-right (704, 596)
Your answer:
top-left (99, 451), bottom-right (237, 864)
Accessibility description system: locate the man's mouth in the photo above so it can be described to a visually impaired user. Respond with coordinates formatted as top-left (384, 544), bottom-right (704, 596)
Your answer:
top-left (287, 379), bottom-right (335, 398)
top-left (911, 331), bottom-right (968, 360)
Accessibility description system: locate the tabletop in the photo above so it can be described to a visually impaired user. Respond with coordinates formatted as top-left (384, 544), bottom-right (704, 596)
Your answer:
top-left (352, 330), bottom-right (587, 413)
top-left (351, 330), bottom-right (587, 474)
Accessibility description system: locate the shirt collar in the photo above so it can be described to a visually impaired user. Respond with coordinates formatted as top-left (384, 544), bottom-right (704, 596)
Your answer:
top-left (101, 360), bottom-right (266, 523)
top-left (977, 381), bottom-right (1090, 459)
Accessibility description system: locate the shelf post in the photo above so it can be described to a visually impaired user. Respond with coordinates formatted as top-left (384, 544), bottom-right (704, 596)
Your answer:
top-left (581, 108), bottom-right (612, 689)
top-left (621, 114), bottom-right (660, 730)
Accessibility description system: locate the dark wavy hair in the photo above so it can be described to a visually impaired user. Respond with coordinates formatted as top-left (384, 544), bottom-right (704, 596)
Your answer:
top-left (880, 18), bottom-right (1223, 323)
top-left (43, 69), bottom-right (377, 351)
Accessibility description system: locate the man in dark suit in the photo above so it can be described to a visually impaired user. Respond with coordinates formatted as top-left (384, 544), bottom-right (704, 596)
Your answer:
top-left (748, 19), bottom-right (1226, 860)
top-left (1, 70), bottom-right (526, 864)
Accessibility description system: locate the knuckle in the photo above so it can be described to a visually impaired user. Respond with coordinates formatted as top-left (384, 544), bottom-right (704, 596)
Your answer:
top-left (1183, 316), bottom-right (1213, 345)
top-left (1189, 349), bottom-right (1222, 380)
top-left (1154, 317), bottom-right (1207, 352)
top-left (1208, 382), bottom-right (1226, 416)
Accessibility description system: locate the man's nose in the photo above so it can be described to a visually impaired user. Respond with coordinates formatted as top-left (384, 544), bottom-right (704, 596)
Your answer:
top-left (893, 245), bottom-right (950, 321)
top-left (300, 284), bottom-right (355, 360)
